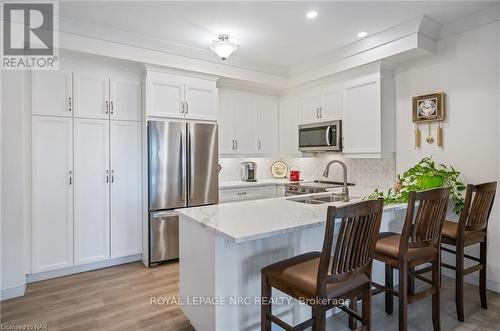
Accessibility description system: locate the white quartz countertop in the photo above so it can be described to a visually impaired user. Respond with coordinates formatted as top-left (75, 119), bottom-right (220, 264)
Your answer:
top-left (219, 178), bottom-right (314, 189)
top-left (176, 189), bottom-right (408, 243)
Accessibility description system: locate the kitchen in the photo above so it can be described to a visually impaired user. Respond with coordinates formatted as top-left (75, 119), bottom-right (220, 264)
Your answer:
top-left (1, 1), bottom-right (500, 331)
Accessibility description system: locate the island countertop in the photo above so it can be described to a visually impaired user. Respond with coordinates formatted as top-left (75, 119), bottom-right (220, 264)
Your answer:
top-left (176, 188), bottom-right (407, 244)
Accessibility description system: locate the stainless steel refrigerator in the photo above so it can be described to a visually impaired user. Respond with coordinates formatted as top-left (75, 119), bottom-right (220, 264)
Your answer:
top-left (148, 121), bottom-right (218, 265)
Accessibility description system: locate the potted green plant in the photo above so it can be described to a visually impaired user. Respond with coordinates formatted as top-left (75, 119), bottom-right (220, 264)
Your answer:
top-left (365, 157), bottom-right (466, 214)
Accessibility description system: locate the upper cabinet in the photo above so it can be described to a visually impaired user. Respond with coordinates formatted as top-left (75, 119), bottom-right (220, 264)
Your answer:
top-left (32, 63), bottom-right (142, 121)
top-left (146, 71), bottom-right (217, 121)
top-left (279, 96), bottom-right (301, 156)
top-left (32, 64), bottom-right (74, 117)
top-left (218, 89), bottom-right (278, 156)
top-left (300, 87), bottom-right (341, 124)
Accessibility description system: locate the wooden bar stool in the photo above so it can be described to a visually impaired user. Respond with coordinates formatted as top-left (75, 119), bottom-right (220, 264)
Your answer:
top-left (372, 188), bottom-right (449, 331)
top-left (440, 182), bottom-right (497, 322)
top-left (261, 199), bottom-right (384, 331)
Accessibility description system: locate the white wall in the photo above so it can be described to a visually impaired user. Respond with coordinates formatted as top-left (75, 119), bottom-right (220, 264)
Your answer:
top-left (1, 71), bottom-right (28, 299)
top-left (395, 21), bottom-right (500, 288)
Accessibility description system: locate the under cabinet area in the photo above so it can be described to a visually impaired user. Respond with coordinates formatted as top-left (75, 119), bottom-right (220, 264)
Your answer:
top-left (30, 60), bottom-right (143, 275)
top-left (145, 71), bottom-right (218, 121)
top-left (218, 89), bottom-right (278, 156)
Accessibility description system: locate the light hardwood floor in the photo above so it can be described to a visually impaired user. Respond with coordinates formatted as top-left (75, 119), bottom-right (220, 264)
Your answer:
top-left (1, 262), bottom-right (500, 330)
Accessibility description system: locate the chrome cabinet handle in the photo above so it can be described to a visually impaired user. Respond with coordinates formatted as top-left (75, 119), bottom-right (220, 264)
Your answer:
top-left (235, 140), bottom-right (238, 150)
top-left (185, 102), bottom-right (189, 114)
top-left (106, 170), bottom-right (109, 183)
top-left (69, 171), bottom-right (73, 185)
top-left (68, 97), bottom-right (72, 112)
top-left (110, 101), bottom-right (114, 114)
top-left (181, 101), bottom-right (185, 114)
top-left (111, 170), bottom-right (115, 183)
top-left (319, 107), bottom-right (323, 118)
top-left (237, 191), bottom-right (247, 196)
top-left (232, 139), bottom-right (235, 150)
top-left (316, 108), bottom-right (319, 118)
top-left (258, 140), bottom-right (261, 150)
top-left (105, 101), bottom-right (109, 114)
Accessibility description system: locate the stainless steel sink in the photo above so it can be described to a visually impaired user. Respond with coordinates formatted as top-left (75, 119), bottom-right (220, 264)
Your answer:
top-left (287, 193), bottom-right (358, 204)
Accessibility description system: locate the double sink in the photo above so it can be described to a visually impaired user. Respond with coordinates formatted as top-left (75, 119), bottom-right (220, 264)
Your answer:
top-left (287, 193), bottom-right (358, 205)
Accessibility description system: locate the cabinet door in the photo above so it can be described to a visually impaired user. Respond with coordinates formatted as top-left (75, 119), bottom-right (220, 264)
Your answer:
top-left (73, 118), bottom-right (110, 265)
top-left (74, 68), bottom-right (109, 119)
top-left (320, 88), bottom-right (341, 120)
top-left (301, 94), bottom-right (321, 123)
top-left (110, 121), bottom-right (142, 258)
top-left (147, 74), bottom-right (184, 118)
top-left (256, 97), bottom-right (278, 154)
top-left (218, 95), bottom-right (235, 154)
top-left (342, 79), bottom-right (381, 154)
top-left (233, 98), bottom-right (257, 154)
top-left (32, 116), bottom-right (73, 273)
top-left (185, 84), bottom-right (217, 121)
top-left (110, 72), bottom-right (141, 121)
top-left (32, 69), bottom-right (73, 117)
top-left (279, 97), bottom-right (301, 155)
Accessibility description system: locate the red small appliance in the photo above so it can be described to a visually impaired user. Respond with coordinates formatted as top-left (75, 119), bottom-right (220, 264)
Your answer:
top-left (289, 166), bottom-right (301, 181)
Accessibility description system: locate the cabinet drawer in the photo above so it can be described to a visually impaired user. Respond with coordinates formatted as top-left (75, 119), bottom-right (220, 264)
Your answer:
top-left (219, 186), bottom-right (265, 203)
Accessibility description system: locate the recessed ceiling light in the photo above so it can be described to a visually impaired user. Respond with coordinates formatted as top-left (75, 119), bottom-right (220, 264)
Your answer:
top-left (306, 11), bottom-right (318, 19)
top-left (357, 31), bottom-right (368, 38)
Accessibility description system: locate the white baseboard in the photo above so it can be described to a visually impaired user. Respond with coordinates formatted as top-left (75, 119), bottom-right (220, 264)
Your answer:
top-left (0, 283), bottom-right (27, 301)
top-left (27, 254), bottom-right (142, 283)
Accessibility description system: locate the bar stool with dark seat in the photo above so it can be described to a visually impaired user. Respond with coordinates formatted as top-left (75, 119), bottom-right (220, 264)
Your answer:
top-left (440, 182), bottom-right (497, 322)
top-left (372, 188), bottom-right (449, 331)
top-left (261, 199), bottom-right (384, 331)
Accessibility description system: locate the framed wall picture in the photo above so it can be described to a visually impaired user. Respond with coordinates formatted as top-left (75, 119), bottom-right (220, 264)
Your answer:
top-left (412, 92), bottom-right (445, 123)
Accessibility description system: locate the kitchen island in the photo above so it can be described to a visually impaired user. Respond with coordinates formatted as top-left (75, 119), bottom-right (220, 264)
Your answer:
top-left (176, 190), bottom-right (408, 331)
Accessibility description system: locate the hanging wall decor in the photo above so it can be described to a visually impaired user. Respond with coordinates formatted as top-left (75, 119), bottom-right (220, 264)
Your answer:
top-left (412, 92), bottom-right (445, 148)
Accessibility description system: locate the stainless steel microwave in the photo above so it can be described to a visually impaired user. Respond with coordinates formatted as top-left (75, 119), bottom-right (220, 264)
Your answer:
top-left (298, 120), bottom-right (342, 152)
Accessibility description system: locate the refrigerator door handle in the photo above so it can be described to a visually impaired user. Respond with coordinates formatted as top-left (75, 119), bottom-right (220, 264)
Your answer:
top-left (181, 129), bottom-right (187, 201)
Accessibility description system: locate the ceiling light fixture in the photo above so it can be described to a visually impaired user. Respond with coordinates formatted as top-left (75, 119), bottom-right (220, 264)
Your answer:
top-left (209, 34), bottom-right (239, 61)
top-left (306, 11), bottom-right (318, 19)
top-left (357, 31), bottom-right (368, 38)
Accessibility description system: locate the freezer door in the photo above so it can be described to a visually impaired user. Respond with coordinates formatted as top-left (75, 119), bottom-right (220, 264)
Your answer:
top-left (148, 121), bottom-right (187, 210)
top-left (187, 122), bottom-right (219, 206)
top-left (149, 211), bottom-right (179, 263)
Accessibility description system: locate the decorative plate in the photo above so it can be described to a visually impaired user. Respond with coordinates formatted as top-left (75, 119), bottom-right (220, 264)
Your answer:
top-left (271, 161), bottom-right (288, 178)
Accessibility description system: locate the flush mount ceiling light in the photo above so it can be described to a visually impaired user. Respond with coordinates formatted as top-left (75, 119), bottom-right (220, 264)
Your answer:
top-left (306, 11), bottom-right (318, 19)
top-left (209, 34), bottom-right (239, 61)
top-left (357, 31), bottom-right (368, 38)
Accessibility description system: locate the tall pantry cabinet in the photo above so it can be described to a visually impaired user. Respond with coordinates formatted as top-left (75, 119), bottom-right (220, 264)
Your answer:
top-left (31, 61), bottom-right (142, 274)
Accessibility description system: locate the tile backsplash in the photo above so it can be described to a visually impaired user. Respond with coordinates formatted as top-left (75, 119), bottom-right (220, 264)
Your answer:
top-left (219, 155), bottom-right (396, 190)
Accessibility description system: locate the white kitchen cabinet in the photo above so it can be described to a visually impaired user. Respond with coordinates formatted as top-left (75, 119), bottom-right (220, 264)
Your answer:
top-left (233, 98), bottom-right (257, 154)
top-left (301, 87), bottom-right (341, 123)
top-left (256, 97), bottom-right (279, 154)
top-left (218, 95), bottom-right (236, 153)
top-left (32, 116), bottom-right (74, 273)
top-left (74, 68), bottom-right (110, 120)
top-left (146, 71), bottom-right (217, 121)
top-left (110, 121), bottom-right (142, 258)
top-left (279, 96), bottom-right (301, 155)
top-left (110, 72), bottom-right (142, 121)
top-left (301, 94), bottom-right (321, 123)
top-left (74, 118), bottom-right (110, 265)
top-left (218, 89), bottom-right (278, 156)
top-left (276, 185), bottom-right (286, 197)
top-left (264, 185), bottom-right (277, 198)
top-left (32, 68), bottom-right (73, 117)
top-left (219, 186), bottom-right (265, 203)
top-left (184, 83), bottom-right (218, 121)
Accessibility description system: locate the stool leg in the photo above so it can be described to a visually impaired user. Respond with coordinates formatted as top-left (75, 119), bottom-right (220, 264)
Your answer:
top-left (456, 244), bottom-right (465, 322)
top-left (480, 239), bottom-right (488, 309)
top-left (349, 297), bottom-right (357, 330)
top-left (385, 264), bottom-right (394, 314)
top-left (399, 263), bottom-right (408, 331)
top-left (313, 306), bottom-right (326, 331)
top-left (362, 288), bottom-right (372, 331)
top-left (261, 275), bottom-right (272, 331)
top-left (408, 267), bottom-right (415, 295)
top-left (432, 260), bottom-right (441, 331)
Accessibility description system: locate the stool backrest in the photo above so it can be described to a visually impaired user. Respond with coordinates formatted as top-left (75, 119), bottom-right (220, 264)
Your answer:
top-left (317, 199), bottom-right (384, 292)
top-left (460, 182), bottom-right (497, 232)
top-left (402, 188), bottom-right (449, 250)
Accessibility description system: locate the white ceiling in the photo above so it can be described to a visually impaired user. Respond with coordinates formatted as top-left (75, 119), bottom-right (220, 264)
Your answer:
top-left (59, 1), bottom-right (497, 68)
